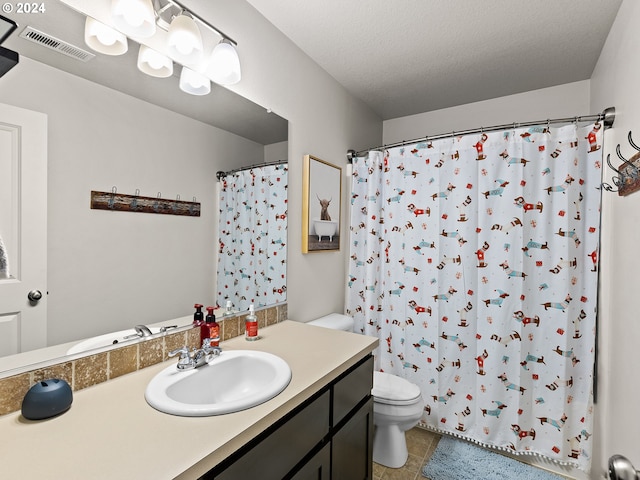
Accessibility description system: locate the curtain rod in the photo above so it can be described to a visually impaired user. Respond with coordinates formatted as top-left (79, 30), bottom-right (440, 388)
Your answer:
top-left (350, 107), bottom-right (616, 159)
top-left (216, 160), bottom-right (287, 181)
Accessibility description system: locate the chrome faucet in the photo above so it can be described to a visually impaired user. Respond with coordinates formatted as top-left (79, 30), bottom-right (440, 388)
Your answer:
top-left (134, 324), bottom-right (153, 337)
top-left (123, 324), bottom-right (154, 341)
top-left (169, 342), bottom-right (222, 370)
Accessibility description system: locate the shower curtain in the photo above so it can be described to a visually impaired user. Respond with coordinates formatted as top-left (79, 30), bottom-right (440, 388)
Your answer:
top-left (216, 164), bottom-right (287, 312)
top-left (347, 123), bottom-right (603, 471)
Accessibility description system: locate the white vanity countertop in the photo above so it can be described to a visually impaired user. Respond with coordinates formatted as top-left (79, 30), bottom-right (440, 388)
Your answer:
top-left (0, 320), bottom-right (378, 479)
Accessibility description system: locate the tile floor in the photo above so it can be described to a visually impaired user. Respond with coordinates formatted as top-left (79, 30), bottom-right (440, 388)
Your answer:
top-left (373, 427), bottom-right (441, 480)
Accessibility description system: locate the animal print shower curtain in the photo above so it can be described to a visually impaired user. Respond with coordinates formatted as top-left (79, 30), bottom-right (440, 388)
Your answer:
top-left (216, 164), bottom-right (287, 312)
top-left (347, 123), bottom-right (603, 471)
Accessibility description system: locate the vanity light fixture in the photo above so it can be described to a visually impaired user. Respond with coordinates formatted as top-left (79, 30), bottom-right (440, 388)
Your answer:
top-left (84, 17), bottom-right (128, 56)
top-left (179, 66), bottom-right (210, 96)
top-left (111, 0), bottom-right (156, 38)
top-left (208, 39), bottom-right (241, 86)
top-left (137, 45), bottom-right (173, 78)
top-left (81, 0), bottom-right (242, 95)
top-left (167, 11), bottom-right (203, 64)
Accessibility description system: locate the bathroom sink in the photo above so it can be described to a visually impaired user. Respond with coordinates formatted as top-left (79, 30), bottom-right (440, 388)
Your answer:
top-left (144, 350), bottom-right (292, 416)
top-left (66, 327), bottom-right (163, 355)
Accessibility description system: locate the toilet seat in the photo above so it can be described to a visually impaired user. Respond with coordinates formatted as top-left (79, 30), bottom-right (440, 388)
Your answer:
top-left (372, 371), bottom-right (422, 406)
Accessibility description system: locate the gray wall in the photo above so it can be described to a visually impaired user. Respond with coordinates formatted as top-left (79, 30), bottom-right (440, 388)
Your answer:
top-left (383, 80), bottom-right (591, 145)
top-left (203, 0), bottom-right (383, 323)
top-left (591, 0), bottom-right (640, 476)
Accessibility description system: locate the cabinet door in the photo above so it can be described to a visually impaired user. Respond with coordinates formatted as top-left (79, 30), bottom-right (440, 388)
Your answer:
top-left (211, 391), bottom-right (330, 480)
top-left (332, 397), bottom-right (373, 480)
top-left (290, 443), bottom-right (331, 480)
top-left (333, 356), bottom-right (373, 426)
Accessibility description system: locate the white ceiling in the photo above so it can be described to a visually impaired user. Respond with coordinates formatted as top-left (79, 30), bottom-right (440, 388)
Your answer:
top-left (246, 0), bottom-right (623, 120)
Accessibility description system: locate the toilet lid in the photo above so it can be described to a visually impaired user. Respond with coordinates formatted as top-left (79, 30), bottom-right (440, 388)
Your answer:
top-left (372, 371), bottom-right (422, 405)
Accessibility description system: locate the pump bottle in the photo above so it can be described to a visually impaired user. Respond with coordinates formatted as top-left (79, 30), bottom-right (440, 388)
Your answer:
top-left (201, 306), bottom-right (220, 347)
top-left (193, 304), bottom-right (204, 327)
top-left (245, 304), bottom-right (259, 341)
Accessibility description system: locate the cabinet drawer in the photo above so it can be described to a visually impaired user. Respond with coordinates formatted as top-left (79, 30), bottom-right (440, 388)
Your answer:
top-left (211, 390), bottom-right (330, 480)
top-left (333, 355), bottom-right (373, 426)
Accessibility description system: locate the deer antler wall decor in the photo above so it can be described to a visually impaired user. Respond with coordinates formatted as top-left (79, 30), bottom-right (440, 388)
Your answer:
top-left (602, 131), bottom-right (640, 196)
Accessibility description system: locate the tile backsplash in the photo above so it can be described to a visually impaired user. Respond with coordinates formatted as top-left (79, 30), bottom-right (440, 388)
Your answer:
top-left (0, 304), bottom-right (286, 416)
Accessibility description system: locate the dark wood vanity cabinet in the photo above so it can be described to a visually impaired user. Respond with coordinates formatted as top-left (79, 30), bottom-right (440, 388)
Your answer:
top-left (203, 354), bottom-right (374, 480)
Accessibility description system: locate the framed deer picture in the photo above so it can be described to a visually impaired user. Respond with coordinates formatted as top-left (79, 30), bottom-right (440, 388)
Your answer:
top-left (302, 155), bottom-right (342, 253)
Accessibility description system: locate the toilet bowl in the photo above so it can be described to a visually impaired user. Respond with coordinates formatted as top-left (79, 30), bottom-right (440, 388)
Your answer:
top-left (372, 371), bottom-right (423, 468)
top-left (308, 313), bottom-right (424, 469)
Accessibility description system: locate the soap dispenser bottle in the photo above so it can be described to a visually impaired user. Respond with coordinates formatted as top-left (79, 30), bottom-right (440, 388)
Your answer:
top-left (202, 306), bottom-right (220, 347)
top-left (245, 304), bottom-right (259, 341)
top-left (224, 300), bottom-right (234, 316)
top-left (193, 304), bottom-right (204, 327)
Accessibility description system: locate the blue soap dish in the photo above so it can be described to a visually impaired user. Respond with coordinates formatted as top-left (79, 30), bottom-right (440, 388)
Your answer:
top-left (21, 378), bottom-right (73, 420)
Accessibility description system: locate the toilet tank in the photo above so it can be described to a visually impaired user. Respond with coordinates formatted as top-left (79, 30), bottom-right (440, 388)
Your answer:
top-left (308, 313), bottom-right (354, 332)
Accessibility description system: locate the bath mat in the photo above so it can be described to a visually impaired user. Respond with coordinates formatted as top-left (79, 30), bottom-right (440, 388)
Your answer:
top-left (422, 435), bottom-right (563, 480)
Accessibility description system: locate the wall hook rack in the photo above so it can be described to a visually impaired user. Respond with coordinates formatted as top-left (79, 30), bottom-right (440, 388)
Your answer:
top-left (602, 131), bottom-right (640, 196)
top-left (90, 188), bottom-right (200, 216)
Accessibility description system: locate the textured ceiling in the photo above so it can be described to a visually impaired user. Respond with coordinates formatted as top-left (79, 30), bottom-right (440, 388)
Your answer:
top-left (246, 0), bottom-right (623, 120)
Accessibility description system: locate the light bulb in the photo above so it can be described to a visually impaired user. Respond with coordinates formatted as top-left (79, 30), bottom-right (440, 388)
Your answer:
top-left (111, 0), bottom-right (156, 38)
top-left (137, 45), bottom-right (173, 78)
top-left (180, 67), bottom-right (210, 95)
top-left (208, 40), bottom-right (241, 85)
top-left (167, 14), bottom-right (203, 64)
top-left (84, 17), bottom-right (128, 56)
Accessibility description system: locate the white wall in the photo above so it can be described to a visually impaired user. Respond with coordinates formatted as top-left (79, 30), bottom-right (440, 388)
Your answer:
top-left (264, 141), bottom-right (288, 163)
top-left (383, 80), bottom-right (591, 145)
top-left (591, 0), bottom-right (640, 477)
top-left (0, 56), bottom-right (265, 344)
top-left (195, 1), bottom-right (382, 323)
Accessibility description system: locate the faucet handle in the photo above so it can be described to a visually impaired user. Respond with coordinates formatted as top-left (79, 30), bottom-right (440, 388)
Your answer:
top-left (201, 340), bottom-right (222, 356)
top-left (169, 346), bottom-right (190, 358)
top-left (169, 346), bottom-right (194, 369)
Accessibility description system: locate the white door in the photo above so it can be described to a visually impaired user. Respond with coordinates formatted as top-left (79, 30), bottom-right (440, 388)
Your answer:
top-left (0, 102), bottom-right (47, 356)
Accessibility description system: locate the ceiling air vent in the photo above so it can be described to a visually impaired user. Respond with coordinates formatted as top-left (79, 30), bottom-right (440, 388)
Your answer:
top-left (19, 26), bottom-right (95, 62)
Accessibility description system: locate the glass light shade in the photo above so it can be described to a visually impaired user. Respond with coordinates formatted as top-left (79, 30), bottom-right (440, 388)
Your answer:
top-left (111, 0), bottom-right (156, 38)
top-left (167, 14), bottom-right (203, 64)
top-left (84, 17), bottom-right (128, 55)
top-left (208, 40), bottom-right (241, 85)
top-left (179, 67), bottom-right (210, 96)
top-left (137, 45), bottom-right (173, 78)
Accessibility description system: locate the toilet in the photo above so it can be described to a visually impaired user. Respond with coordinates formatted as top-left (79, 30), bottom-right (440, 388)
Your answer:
top-left (308, 314), bottom-right (424, 468)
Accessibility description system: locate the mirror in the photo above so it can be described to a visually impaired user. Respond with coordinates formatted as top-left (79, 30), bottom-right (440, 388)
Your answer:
top-left (0, 0), bottom-right (288, 373)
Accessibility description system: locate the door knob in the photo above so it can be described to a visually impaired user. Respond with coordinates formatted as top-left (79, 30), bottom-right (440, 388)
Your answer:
top-left (27, 289), bottom-right (43, 303)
